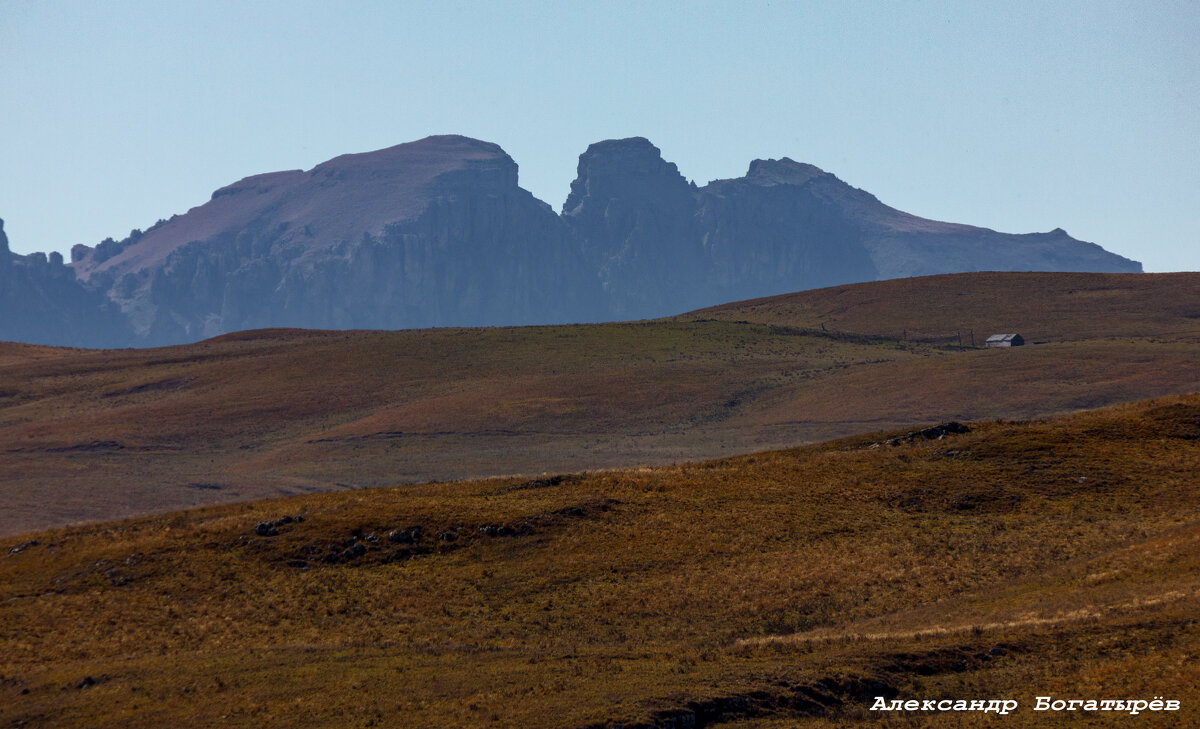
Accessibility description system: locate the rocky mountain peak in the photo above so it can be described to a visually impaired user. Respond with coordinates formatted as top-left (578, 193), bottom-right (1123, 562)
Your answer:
top-left (208, 137), bottom-right (515, 202)
top-left (311, 134), bottom-right (517, 189)
top-left (744, 157), bottom-right (828, 187)
top-left (0, 217), bottom-right (8, 255)
top-left (0, 134), bottom-right (1142, 348)
top-left (562, 137), bottom-right (690, 216)
top-left (560, 137), bottom-right (704, 317)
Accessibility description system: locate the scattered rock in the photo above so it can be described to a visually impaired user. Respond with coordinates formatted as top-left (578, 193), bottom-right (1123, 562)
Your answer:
top-left (281, 502), bottom-right (615, 570)
top-left (8, 540), bottom-right (38, 555)
top-left (251, 515), bottom-right (303, 537)
top-left (501, 475), bottom-right (565, 492)
top-left (388, 526), bottom-right (423, 544)
top-left (880, 422), bottom-right (971, 447)
top-left (389, 527), bottom-right (412, 543)
top-left (103, 566), bottom-right (133, 587)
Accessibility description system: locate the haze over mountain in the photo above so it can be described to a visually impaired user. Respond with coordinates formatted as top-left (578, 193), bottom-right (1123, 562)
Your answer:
top-left (0, 219), bottom-right (132, 347)
top-left (3, 136), bottom-right (1140, 347)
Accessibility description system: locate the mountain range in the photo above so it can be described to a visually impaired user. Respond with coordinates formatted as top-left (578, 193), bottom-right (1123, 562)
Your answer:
top-left (2, 135), bottom-right (1140, 347)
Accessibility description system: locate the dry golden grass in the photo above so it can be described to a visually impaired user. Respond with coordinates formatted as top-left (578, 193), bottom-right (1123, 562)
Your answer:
top-left (2, 394), bottom-right (1199, 727)
top-left (3, 271), bottom-right (1199, 537)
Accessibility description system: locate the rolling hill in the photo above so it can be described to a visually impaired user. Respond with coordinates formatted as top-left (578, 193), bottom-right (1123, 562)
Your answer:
top-left (2, 393), bottom-right (1198, 727)
top-left (684, 270), bottom-right (1200, 343)
top-left (1, 271), bottom-right (1197, 537)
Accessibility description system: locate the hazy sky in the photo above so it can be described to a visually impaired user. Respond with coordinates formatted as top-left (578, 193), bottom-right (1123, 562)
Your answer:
top-left (2, 0), bottom-right (1197, 271)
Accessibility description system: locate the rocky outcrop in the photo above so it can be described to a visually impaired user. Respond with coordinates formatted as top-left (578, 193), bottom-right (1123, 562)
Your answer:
top-left (0, 218), bottom-right (132, 347)
top-left (563, 138), bottom-right (705, 318)
top-left (561, 142), bottom-right (883, 318)
top-left (1, 135), bottom-right (1142, 348)
top-left (560, 143), bottom-right (1136, 321)
top-left (694, 158), bottom-right (880, 307)
top-left (562, 143), bottom-right (878, 318)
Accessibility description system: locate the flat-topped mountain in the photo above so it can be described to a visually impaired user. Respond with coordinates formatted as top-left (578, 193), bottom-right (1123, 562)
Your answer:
top-left (74, 136), bottom-right (520, 283)
top-left (66, 136), bottom-right (603, 345)
top-left (4, 136), bottom-right (1140, 347)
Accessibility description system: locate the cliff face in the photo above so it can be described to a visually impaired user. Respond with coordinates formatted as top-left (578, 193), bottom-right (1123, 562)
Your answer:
top-left (558, 142), bottom-right (1137, 321)
top-left (70, 136), bottom-right (605, 345)
top-left (2, 135), bottom-right (1142, 348)
top-left (562, 138), bottom-right (705, 318)
top-left (764, 163), bottom-right (1144, 281)
top-left (693, 158), bottom-right (880, 307)
top-left (0, 219), bottom-right (132, 347)
top-left (560, 143), bottom-right (883, 318)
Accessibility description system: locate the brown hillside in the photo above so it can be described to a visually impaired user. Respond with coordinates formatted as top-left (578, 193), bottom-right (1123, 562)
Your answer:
top-left (2, 271), bottom-right (1199, 537)
top-left (2, 394), bottom-right (1198, 727)
top-left (684, 271), bottom-right (1200, 343)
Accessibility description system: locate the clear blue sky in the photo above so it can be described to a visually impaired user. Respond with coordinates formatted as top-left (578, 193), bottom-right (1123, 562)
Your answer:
top-left (2, 0), bottom-right (1197, 272)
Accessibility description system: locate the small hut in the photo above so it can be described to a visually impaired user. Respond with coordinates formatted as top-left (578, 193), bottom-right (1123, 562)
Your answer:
top-left (985, 333), bottom-right (1024, 348)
